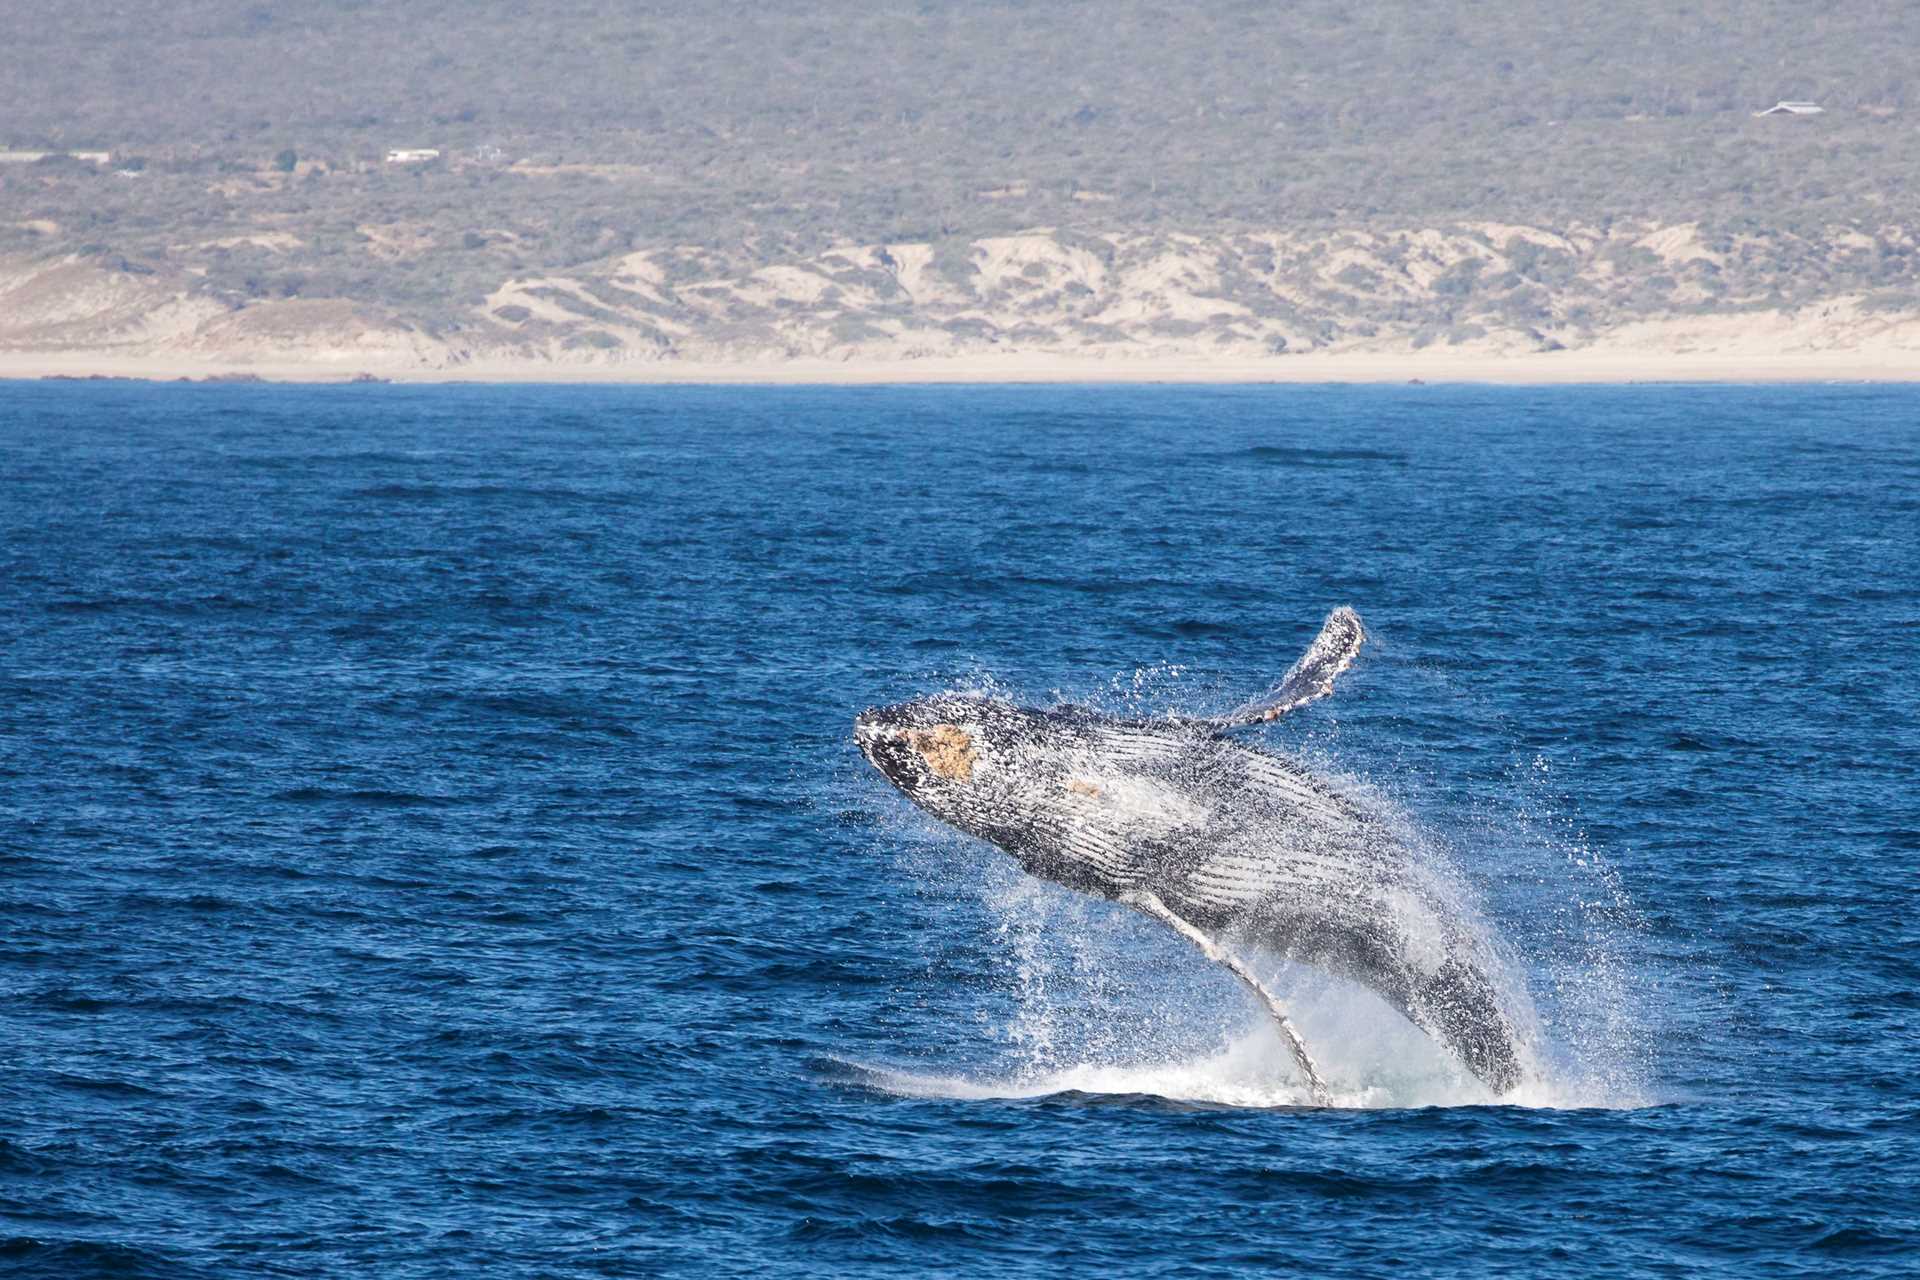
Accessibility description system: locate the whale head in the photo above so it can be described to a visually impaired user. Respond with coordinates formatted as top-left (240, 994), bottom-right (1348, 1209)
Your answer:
top-left (855, 694), bottom-right (1065, 852)
top-left (857, 694), bottom-right (1018, 794)
top-left (855, 693), bottom-right (1185, 899)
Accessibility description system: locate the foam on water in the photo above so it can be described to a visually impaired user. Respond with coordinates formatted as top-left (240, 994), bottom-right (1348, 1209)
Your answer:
top-left (844, 1023), bottom-right (1623, 1111)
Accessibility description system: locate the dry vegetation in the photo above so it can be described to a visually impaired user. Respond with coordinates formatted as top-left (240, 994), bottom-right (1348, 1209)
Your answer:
top-left (2, 1), bottom-right (1917, 363)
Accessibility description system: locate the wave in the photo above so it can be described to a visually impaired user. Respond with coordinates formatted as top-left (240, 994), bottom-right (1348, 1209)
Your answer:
top-left (1228, 445), bottom-right (1409, 466)
top-left (0, 1237), bottom-right (183, 1279)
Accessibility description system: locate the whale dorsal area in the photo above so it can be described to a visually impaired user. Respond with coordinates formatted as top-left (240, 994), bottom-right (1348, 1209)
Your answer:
top-left (1211, 606), bottom-right (1365, 731)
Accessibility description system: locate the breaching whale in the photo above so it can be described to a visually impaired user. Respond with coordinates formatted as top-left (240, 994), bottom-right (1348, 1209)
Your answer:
top-left (855, 608), bottom-right (1527, 1103)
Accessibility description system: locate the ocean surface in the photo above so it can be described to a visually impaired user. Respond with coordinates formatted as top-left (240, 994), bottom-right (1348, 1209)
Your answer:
top-left (1, 382), bottom-right (1915, 1277)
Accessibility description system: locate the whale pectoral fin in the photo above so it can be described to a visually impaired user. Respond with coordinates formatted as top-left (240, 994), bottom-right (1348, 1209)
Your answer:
top-left (1210, 606), bottom-right (1365, 731)
top-left (1120, 890), bottom-right (1331, 1106)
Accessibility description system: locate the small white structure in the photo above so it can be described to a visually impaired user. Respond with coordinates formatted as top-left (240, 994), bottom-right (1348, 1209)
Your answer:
top-left (385, 148), bottom-right (441, 164)
top-left (0, 149), bottom-right (111, 164)
top-left (1753, 101), bottom-right (1824, 117)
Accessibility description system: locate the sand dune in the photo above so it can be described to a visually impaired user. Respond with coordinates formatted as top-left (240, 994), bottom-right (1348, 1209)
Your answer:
top-left (4, 221), bottom-right (1918, 384)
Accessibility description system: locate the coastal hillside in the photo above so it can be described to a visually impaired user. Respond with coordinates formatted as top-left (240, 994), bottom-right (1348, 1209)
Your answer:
top-left (7, 221), bottom-right (1916, 375)
top-left (3, 2), bottom-right (1918, 371)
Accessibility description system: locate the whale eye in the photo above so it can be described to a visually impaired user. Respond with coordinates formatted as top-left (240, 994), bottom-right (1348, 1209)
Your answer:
top-left (906, 724), bottom-right (977, 782)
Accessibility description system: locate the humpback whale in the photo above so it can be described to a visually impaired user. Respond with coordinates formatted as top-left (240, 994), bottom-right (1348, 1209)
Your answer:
top-left (855, 608), bottom-right (1527, 1102)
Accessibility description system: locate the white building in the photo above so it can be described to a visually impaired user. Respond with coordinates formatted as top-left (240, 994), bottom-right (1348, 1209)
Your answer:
top-left (385, 148), bottom-right (441, 164)
top-left (1753, 101), bottom-right (1824, 117)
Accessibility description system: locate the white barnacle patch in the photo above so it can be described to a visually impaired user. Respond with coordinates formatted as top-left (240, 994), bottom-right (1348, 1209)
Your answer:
top-left (907, 724), bottom-right (977, 782)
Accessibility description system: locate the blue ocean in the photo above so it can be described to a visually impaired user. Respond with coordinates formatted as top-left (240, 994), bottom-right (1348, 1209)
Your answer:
top-left (1, 382), bottom-right (1915, 1276)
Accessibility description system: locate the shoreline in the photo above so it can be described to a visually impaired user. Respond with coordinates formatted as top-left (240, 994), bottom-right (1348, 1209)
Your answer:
top-left (3, 348), bottom-right (1918, 386)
